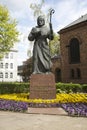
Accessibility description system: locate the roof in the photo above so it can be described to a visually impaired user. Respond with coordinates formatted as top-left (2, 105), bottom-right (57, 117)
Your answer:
top-left (61, 13), bottom-right (87, 30)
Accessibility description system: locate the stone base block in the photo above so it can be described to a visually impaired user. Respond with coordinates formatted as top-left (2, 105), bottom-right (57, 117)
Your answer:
top-left (29, 73), bottom-right (56, 99)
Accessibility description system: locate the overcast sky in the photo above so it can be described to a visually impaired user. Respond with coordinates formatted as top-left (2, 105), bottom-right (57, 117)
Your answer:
top-left (1, 0), bottom-right (87, 65)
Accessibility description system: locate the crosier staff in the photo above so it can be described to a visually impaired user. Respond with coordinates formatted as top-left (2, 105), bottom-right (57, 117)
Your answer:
top-left (49, 9), bottom-right (55, 72)
top-left (50, 9), bottom-right (55, 24)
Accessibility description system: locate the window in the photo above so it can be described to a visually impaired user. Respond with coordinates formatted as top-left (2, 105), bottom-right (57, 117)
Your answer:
top-left (71, 69), bottom-right (75, 79)
top-left (5, 73), bottom-right (8, 78)
top-left (0, 72), bottom-right (3, 78)
top-left (10, 73), bottom-right (13, 78)
top-left (77, 68), bottom-right (81, 79)
top-left (55, 68), bottom-right (61, 82)
top-left (69, 38), bottom-right (80, 64)
top-left (10, 53), bottom-right (13, 59)
top-left (0, 63), bottom-right (3, 68)
top-left (10, 63), bottom-right (13, 69)
top-left (5, 53), bottom-right (9, 58)
top-left (5, 63), bottom-right (8, 69)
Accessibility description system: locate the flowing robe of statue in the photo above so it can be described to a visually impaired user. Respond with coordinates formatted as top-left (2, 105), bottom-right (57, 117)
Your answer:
top-left (28, 16), bottom-right (53, 74)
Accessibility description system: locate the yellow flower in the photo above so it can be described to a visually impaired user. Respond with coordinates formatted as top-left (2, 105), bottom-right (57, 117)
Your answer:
top-left (0, 93), bottom-right (87, 104)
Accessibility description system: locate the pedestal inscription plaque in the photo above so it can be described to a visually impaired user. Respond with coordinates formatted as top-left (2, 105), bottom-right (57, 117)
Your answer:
top-left (29, 73), bottom-right (56, 99)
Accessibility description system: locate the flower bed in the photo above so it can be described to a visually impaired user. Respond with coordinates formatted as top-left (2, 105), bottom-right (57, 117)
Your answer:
top-left (0, 93), bottom-right (87, 103)
top-left (0, 99), bottom-right (28, 112)
top-left (61, 103), bottom-right (87, 117)
top-left (0, 93), bottom-right (87, 116)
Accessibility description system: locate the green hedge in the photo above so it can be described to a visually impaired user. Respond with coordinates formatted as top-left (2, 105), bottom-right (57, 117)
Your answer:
top-left (56, 82), bottom-right (87, 93)
top-left (0, 82), bottom-right (29, 94)
top-left (0, 82), bottom-right (87, 94)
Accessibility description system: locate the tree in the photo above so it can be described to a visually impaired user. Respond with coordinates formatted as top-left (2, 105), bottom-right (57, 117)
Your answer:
top-left (0, 5), bottom-right (19, 59)
top-left (49, 33), bottom-right (60, 56)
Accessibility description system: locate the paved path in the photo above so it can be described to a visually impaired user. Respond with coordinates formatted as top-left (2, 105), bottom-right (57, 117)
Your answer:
top-left (28, 107), bottom-right (67, 115)
top-left (0, 110), bottom-right (87, 130)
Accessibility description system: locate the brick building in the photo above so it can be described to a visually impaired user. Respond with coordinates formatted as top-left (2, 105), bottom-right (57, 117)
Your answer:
top-left (51, 55), bottom-right (62, 82)
top-left (58, 13), bottom-right (87, 83)
top-left (18, 14), bottom-right (87, 83)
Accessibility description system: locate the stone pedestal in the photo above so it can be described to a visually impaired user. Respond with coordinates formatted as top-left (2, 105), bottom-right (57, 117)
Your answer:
top-left (29, 73), bottom-right (56, 99)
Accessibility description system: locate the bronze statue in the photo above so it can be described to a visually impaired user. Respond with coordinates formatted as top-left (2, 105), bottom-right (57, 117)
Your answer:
top-left (28, 10), bottom-right (54, 74)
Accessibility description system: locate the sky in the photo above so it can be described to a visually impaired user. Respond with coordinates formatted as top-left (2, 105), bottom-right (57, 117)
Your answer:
top-left (0, 0), bottom-right (87, 66)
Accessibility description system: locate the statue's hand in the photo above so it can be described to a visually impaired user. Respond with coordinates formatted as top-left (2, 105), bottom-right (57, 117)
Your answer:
top-left (31, 27), bottom-right (40, 34)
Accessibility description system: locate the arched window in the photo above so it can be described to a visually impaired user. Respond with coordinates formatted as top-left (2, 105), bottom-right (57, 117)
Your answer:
top-left (5, 63), bottom-right (8, 69)
top-left (0, 63), bottom-right (3, 68)
top-left (10, 53), bottom-right (13, 59)
top-left (71, 69), bottom-right (75, 79)
top-left (10, 63), bottom-right (13, 69)
top-left (5, 53), bottom-right (9, 58)
top-left (0, 72), bottom-right (3, 78)
top-left (69, 38), bottom-right (80, 63)
top-left (10, 73), bottom-right (13, 78)
top-left (5, 72), bottom-right (8, 78)
top-left (77, 68), bottom-right (81, 79)
top-left (55, 68), bottom-right (61, 82)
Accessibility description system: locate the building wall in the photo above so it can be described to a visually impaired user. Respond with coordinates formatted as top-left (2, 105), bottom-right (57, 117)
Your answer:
top-left (0, 50), bottom-right (18, 82)
top-left (60, 23), bottom-right (87, 83)
top-left (51, 57), bottom-right (62, 82)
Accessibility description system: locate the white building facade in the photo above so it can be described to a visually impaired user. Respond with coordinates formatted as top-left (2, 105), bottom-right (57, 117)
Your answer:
top-left (0, 49), bottom-right (18, 82)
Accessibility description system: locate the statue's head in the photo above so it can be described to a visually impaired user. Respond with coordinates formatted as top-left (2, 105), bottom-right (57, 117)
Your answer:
top-left (37, 15), bottom-right (45, 27)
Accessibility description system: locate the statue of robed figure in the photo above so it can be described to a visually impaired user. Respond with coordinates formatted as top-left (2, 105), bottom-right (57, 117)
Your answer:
top-left (28, 9), bottom-right (55, 74)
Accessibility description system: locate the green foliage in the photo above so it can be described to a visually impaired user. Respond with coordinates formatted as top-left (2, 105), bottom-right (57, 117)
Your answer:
top-left (56, 82), bottom-right (83, 93)
top-left (0, 82), bottom-right (29, 94)
top-left (82, 84), bottom-right (87, 93)
top-left (0, 82), bottom-right (87, 94)
top-left (49, 33), bottom-right (60, 56)
top-left (0, 5), bottom-right (19, 58)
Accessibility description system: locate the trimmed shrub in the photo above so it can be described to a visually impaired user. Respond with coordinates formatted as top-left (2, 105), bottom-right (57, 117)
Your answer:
top-left (82, 84), bottom-right (87, 93)
top-left (0, 82), bottom-right (87, 94)
top-left (0, 82), bottom-right (29, 94)
top-left (56, 82), bottom-right (82, 93)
